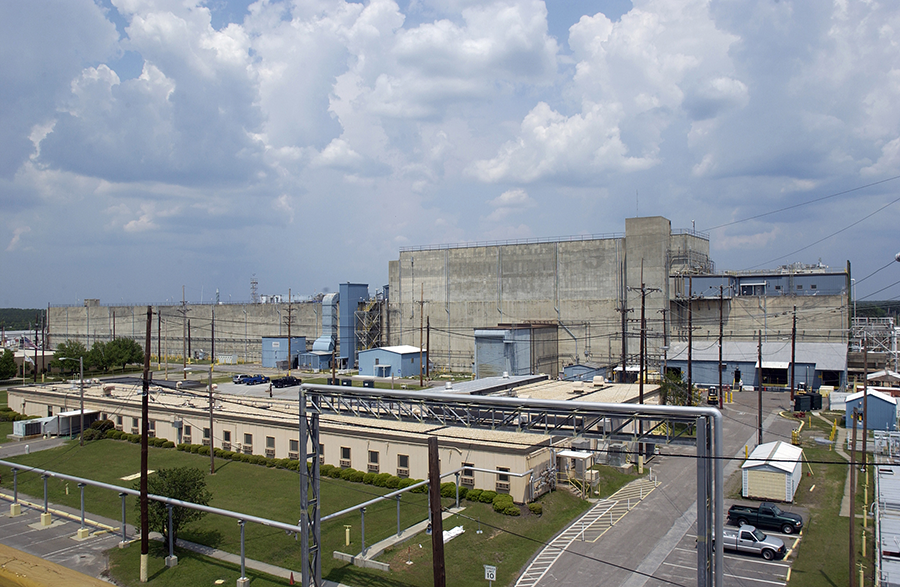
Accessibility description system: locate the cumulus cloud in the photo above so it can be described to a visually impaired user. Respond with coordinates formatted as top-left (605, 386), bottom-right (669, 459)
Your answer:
top-left (485, 188), bottom-right (535, 221)
top-left (5, 226), bottom-right (31, 252)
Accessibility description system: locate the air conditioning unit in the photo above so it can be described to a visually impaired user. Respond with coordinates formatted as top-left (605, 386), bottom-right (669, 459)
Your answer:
top-left (222, 442), bottom-right (231, 451)
top-left (367, 464), bottom-right (380, 473)
top-left (461, 477), bottom-right (475, 486)
top-left (340, 459), bottom-right (351, 468)
top-left (266, 449), bottom-right (276, 459)
top-left (288, 451), bottom-right (299, 460)
top-left (131, 427), bottom-right (139, 435)
top-left (148, 431), bottom-right (156, 439)
top-left (202, 439), bottom-right (210, 447)
top-left (495, 482), bottom-right (510, 492)
top-left (183, 436), bottom-right (192, 445)
top-left (242, 445), bottom-right (252, 455)
top-left (397, 467), bottom-right (410, 478)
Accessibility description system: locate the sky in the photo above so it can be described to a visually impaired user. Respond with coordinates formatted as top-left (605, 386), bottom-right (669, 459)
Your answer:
top-left (2, 0), bottom-right (900, 308)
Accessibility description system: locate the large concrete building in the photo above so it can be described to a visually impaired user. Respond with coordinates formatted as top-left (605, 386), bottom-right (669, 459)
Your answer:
top-left (44, 216), bottom-right (849, 380)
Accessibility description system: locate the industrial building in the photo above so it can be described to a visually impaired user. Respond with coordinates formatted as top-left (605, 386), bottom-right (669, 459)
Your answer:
top-left (43, 215), bottom-right (850, 381)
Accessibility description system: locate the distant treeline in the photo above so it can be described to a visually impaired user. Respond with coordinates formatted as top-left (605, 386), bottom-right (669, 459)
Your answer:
top-left (857, 301), bottom-right (900, 320)
top-left (0, 309), bottom-right (46, 331)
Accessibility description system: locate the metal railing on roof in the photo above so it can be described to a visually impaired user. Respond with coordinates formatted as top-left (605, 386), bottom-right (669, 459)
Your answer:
top-left (399, 233), bottom-right (625, 253)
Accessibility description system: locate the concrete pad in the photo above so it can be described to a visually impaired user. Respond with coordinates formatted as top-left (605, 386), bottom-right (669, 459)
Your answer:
top-left (75, 527), bottom-right (91, 540)
top-left (40, 512), bottom-right (52, 526)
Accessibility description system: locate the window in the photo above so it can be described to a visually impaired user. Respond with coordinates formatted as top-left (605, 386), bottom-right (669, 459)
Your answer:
top-left (148, 420), bottom-right (155, 431)
top-left (318, 443), bottom-right (325, 464)
top-left (223, 430), bottom-right (231, 442)
top-left (497, 467), bottom-right (510, 483)
top-left (368, 450), bottom-right (379, 473)
top-left (132, 417), bottom-right (139, 428)
top-left (774, 285), bottom-right (782, 291)
top-left (340, 447), bottom-right (351, 468)
top-left (244, 433), bottom-right (253, 446)
top-left (398, 454), bottom-right (409, 469)
top-left (290, 439), bottom-right (299, 452)
top-left (797, 285), bottom-right (803, 290)
top-left (184, 425), bottom-right (191, 436)
top-left (266, 436), bottom-right (275, 449)
top-left (375, 358), bottom-right (379, 365)
top-left (48, 406), bottom-right (53, 417)
top-left (462, 462), bottom-right (475, 486)
top-left (117, 416), bottom-right (123, 426)
top-left (811, 284), bottom-right (817, 290)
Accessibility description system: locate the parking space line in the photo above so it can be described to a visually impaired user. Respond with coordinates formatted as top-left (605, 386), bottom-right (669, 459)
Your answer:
top-left (661, 562), bottom-right (787, 586)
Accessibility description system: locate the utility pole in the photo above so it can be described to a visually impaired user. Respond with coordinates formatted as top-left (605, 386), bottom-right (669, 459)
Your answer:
top-left (790, 307), bottom-right (797, 402)
top-left (688, 276), bottom-right (693, 399)
top-left (863, 336), bottom-right (869, 469)
top-left (157, 310), bottom-right (161, 370)
top-left (419, 284), bottom-right (424, 387)
top-left (187, 319), bottom-right (192, 361)
top-left (757, 330), bottom-right (763, 446)
top-left (287, 289), bottom-right (292, 375)
top-left (428, 437), bottom-right (446, 587)
top-left (112, 310), bottom-right (116, 339)
top-left (426, 316), bottom-right (430, 379)
top-left (718, 286), bottom-right (724, 410)
top-left (210, 307), bottom-right (215, 366)
top-left (140, 306), bottom-right (152, 583)
top-left (181, 286), bottom-right (187, 379)
top-left (849, 407), bottom-right (858, 587)
top-left (615, 303), bottom-right (632, 383)
top-left (34, 314), bottom-right (39, 383)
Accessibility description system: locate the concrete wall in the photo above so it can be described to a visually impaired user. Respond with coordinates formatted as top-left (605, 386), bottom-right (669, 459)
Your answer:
top-left (48, 301), bottom-right (323, 365)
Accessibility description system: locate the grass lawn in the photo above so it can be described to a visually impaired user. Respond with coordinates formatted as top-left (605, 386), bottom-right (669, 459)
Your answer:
top-left (0, 439), bottom-right (594, 586)
top-left (786, 412), bottom-right (874, 586)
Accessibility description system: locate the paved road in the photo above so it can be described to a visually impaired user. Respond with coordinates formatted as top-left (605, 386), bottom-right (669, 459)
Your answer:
top-left (533, 390), bottom-right (798, 587)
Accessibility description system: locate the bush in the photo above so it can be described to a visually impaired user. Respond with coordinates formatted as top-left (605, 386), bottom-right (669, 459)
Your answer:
top-left (176, 443), bottom-right (187, 451)
top-left (197, 446), bottom-right (210, 456)
top-left (478, 490), bottom-right (497, 503)
top-left (492, 494), bottom-right (514, 513)
top-left (340, 468), bottom-right (357, 481)
top-left (349, 470), bottom-right (365, 483)
top-left (466, 489), bottom-right (483, 502)
top-left (108, 430), bottom-right (122, 440)
top-left (385, 476), bottom-right (401, 489)
top-left (440, 482), bottom-right (457, 498)
top-left (128, 434), bottom-right (141, 444)
top-left (397, 478), bottom-right (416, 489)
top-left (528, 503), bottom-right (543, 516)
top-left (265, 458), bottom-right (277, 468)
top-left (409, 480), bottom-right (428, 493)
top-left (374, 473), bottom-right (392, 487)
top-left (328, 467), bottom-right (343, 479)
top-left (363, 472), bottom-right (377, 485)
top-left (320, 464), bottom-right (336, 477)
top-left (190, 444), bottom-right (200, 453)
top-left (162, 441), bottom-right (175, 449)
top-left (276, 458), bottom-right (292, 469)
top-left (90, 419), bottom-right (115, 432)
top-left (240, 454), bottom-right (252, 463)
top-left (213, 448), bottom-right (226, 458)
top-left (503, 505), bottom-right (521, 516)
top-left (82, 428), bottom-right (103, 441)
top-left (287, 460), bottom-right (300, 471)
top-left (457, 486), bottom-right (468, 500)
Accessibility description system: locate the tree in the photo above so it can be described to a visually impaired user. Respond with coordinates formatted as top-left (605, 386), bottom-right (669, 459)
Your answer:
top-left (0, 349), bottom-right (16, 380)
top-left (135, 467), bottom-right (212, 545)
top-left (51, 340), bottom-right (88, 373)
top-left (86, 341), bottom-right (108, 371)
top-left (105, 338), bottom-right (145, 372)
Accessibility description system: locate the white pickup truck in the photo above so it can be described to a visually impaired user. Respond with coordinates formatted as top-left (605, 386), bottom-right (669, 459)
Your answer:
top-left (713, 525), bottom-right (786, 560)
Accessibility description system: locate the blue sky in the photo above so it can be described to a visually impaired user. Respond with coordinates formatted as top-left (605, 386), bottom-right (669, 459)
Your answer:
top-left (1, 0), bottom-right (899, 307)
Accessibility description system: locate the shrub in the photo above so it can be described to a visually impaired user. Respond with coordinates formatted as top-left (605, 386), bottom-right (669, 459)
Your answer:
top-left (385, 476), bottom-right (400, 489)
top-left (128, 434), bottom-right (141, 444)
top-left (197, 446), bottom-right (210, 456)
top-left (213, 448), bottom-right (225, 458)
top-left (503, 505), bottom-right (521, 516)
top-left (320, 464), bottom-right (336, 477)
top-left (478, 490), bottom-right (497, 503)
top-left (528, 503), bottom-right (543, 516)
top-left (176, 443), bottom-right (187, 451)
top-left (90, 419), bottom-right (115, 432)
top-left (457, 487), bottom-right (468, 500)
top-left (492, 494), bottom-right (514, 513)
top-left (240, 454), bottom-right (252, 463)
top-left (363, 472), bottom-right (377, 485)
top-left (340, 468), bottom-right (357, 481)
top-left (152, 438), bottom-right (166, 448)
top-left (328, 467), bottom-right (343, 479)
top-left (287, 460), bottom-right (300, 471)
top-left (349, 470), bottom-right (365, 483)
top-left (467, 489), bottom-right (483, 502)
top-left (162, 441), bottom-right (175, 449)
top-left (409, 480), bottom-right (428, 493)
top-left (440, 482), bottom-right (456, 498)
top-left (107, 430), bottom-right (121, 440)
top-left (82, 428), bottom-right (103, 441)
top-left (276, 458), bottom-right (292, 469)
top-left (190, 444), bottom-right (200, 453)
top-left (374, 473), bottom-right (392, 487)
top-left (397, 478), bottom-right (416, 489)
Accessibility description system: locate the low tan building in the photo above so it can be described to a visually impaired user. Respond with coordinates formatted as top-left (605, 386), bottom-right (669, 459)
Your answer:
top-left (6, 378), bottom-right (656, 503)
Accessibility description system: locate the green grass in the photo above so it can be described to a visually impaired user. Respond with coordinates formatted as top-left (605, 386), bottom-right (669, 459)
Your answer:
top-left (0, 421), bottom-right (12, 444)
top-left (590, 463), bottom-right (648, 498)
top-left (0, 439), bottom-right (590, 586)
top-left (788, 418), bottom-right (873, 586)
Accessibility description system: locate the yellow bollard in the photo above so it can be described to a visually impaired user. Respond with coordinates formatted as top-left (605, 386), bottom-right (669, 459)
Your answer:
top-left (345, 525), bottom-right (351, 546)
top-left (745, 445), bottom-right (749, 459)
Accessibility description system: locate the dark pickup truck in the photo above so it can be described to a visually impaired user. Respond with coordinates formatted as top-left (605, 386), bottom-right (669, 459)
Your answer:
top-left (728, 502), bottom-right (803, 534)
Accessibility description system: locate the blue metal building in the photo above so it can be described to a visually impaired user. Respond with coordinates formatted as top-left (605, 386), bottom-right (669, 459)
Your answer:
top-left (300, 292), bottom-right (338, 371)
top-left (261, 336), bottom-right (306, 369)
top-left (339, 283), bottom-right (369, 369)
top-left (562, 363), bottom-right (608, 381)
top-left (358, 345), bottom-right (423, 378)
top-left (473, 325), bottom-right (558, 379)
top-left (845, 390), bottom-right (898, 431)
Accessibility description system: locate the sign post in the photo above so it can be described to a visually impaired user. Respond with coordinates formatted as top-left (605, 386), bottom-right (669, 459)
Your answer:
top-left (484, 564), bottom-right (497, 586)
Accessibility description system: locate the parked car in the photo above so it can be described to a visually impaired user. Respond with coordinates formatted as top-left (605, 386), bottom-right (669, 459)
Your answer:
top-left (713, 525), bottom-right (786, 560)
top-left (728, 502), bottom-right (803, 534)
top-left (232, 374), bottom-right (252, 384)
top-left (272, 376), bottom-right (301, 388)
top-left (244, 374), bottom-right (270, 385)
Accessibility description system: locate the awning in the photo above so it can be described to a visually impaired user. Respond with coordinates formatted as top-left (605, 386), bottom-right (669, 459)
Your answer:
top-left (556, 450), bottom-right (593, 459)
top-left (755, 361), bottom-right (789, 369)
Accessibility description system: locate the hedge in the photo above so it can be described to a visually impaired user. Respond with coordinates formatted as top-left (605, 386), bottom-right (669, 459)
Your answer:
top-left (528, 503), bottom-right (542, 516)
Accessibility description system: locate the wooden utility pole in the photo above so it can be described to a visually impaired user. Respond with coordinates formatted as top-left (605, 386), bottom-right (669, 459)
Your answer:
top-left (616, 302), bottom-right (631, 382)
top-left (419, 284), bottom-right (424, 387)
top-left (157, 310), bottom-right (161, 370)
top-left (426, 316), bottom-right (430, 379)
top-left (849, 407), bottom-right (858, 587)
top-left (287, 289), bottom-right (292, 375)
top-left (140, 306), bottom-right (152, 582)
top-left (210, 307), bottom-right (215, 365)
top-left (862, 336), bottom-right (869, 468)
top-left (718, 286), bottom-right (724, 410)
top-left (790, 307), bottom-right (797, 402)
top-left (33, 315), bottom-right (39, 383)
top-left (757, 331), bottom-right (763, 446)
top-left (688, 276), bottom-right (693, 398)
top-left (181, 286), bottom-right (187, 379)
top-left (428, 437), bottom-right (446, 587)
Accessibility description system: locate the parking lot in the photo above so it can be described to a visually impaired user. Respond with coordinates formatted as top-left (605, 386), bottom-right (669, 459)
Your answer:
top-left (657, 523), bottom-right (800, 586)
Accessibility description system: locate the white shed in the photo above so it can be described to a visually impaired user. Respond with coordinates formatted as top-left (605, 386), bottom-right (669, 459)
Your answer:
top-left (742, 441), bottom-right (804, 502)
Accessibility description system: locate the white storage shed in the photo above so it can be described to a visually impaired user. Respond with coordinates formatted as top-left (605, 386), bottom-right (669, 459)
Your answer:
top-left (742, 441), bottom-right (804, 502)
